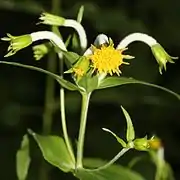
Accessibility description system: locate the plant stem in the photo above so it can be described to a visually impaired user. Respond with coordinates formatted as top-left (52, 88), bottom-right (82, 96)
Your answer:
top-left (59, 86), bottom-right (75, 163)
top-left (76, 93), bottom-right (91, 169)
top-left (56, 6), bottom-right (75, 165)
top-left (85, 148), bottom-right (130, 172)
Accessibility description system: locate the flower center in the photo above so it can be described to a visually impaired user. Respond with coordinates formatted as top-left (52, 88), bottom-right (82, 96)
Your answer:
top-left (90, 44), bottom-right (126, 75)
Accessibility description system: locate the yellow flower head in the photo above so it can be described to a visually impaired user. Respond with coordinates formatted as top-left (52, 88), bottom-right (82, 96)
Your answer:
top-left (89, 42), bottom-right (130, 76)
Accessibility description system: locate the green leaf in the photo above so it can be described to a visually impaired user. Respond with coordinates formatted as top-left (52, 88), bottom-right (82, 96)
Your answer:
top-left (28, 129), bottom-right (75, 172)
top-left (0, 61), bottom-right (80, 91)
top-left (16, 134), bottom-right (31, 180)
top-left (75, 158), bottom-right (145, 180)
top-left (102, 128), bottom-right (126, 148)
top-left (56, 79), bottom-right (80, 91)
top-left (78, 75), bottom-right (99, 93)
top-left (72, 33), bottom-right (80, 50)
top-left (98, 77), bottom-right (180, 100)
top-left (77, 5), bottom-right (84, 23)
top-left (62, 51), bottom-right (80, 65)
top-left (121, 106), bottom-right (135, 142)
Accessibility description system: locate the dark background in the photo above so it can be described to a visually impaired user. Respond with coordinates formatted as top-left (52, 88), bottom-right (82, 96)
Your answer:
top-left (0, 0), bottom-right (179, 179)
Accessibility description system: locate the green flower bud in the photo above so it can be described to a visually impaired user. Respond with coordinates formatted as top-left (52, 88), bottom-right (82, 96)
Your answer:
top-left (1, 33), bottom-right (32, 57)
top-left (151, 43), bottom-right (178, 74)
top-left (39, 12), bottom-right (65, 26)
top-left (65, 56), bottom-right (90, 81)
top-left (133, 137), bottom-right (150, 151)
top-left (32, 43), bottom-right (51, 61)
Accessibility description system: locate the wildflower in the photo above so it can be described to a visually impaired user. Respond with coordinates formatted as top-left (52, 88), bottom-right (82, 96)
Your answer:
top-left (39, 12), bottom-right (87, 50)
top-left (90, 44), bottom-right (129, 76)
top-left (1, 33), bottom-right (32, 57)
top-left (85, 34), bottom-right (134, 76)
top-left (2, 31), bottom-right (67, 57)
top-left (117, 32), bottom-right (178, 74)
top-left (151, 43), bottom-right (178, 74)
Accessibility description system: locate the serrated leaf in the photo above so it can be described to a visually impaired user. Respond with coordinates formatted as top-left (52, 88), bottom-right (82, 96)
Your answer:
top-left (102, 128), bottom-right (126, 148)
top-left (16, 134), bottom-right (30, 180)
top-left (98, 77), bottom-right (180, 100)
top-left (0, 61), bottom-right (80, 91)
top-left (121, 106), bottom-right (135, 142)
top-left (28, 129), bottom-right (75, 172)
top-left (75, 158), bottom-right (145, 180)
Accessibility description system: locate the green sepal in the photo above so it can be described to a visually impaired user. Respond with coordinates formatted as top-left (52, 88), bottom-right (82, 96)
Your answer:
top-left (77, 5), bottom-right (84, 23)
top-left (102, 128), bottom-right (126, 148)
top-left (16, 134), bottom-right (31, 180)
top-left (28, 129), bottom-right (75, 172)
top-left (121, 106), bottom-right (135, 142)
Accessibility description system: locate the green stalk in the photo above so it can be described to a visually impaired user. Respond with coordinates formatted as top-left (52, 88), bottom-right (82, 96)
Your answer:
top-left (59, 86), bottom-right (75, 163)
top-left (85, 148), bottom-right (130, 172)
top-left (76, 93), bottom-right (91, 169)
top-left (56, 6), bottom-right (75, 164)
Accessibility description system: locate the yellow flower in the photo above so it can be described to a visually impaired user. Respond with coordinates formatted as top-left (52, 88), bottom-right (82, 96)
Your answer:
top-left (88, 38), bottom-right (133, 76)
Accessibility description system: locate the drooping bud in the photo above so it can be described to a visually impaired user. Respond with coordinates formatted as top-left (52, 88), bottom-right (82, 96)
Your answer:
top-left (1, 33), bottom-right (32, 57)
top-left (151, 43), bottom-right (178, 74)
top-left (39, 12), bottom-right (65, 26)
top-left (39, 13), bottom-right (87, 50)
top-left (32, 43), bottom-right (51, 61)
top-left (117, 32), bottom-right (178, 74)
